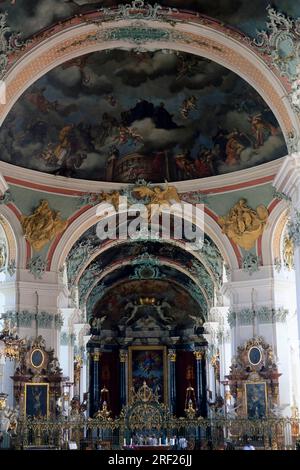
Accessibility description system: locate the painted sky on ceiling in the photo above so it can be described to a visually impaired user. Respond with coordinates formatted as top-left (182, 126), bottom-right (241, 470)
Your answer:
top-left (0, 50), bottom-right (287, 182)
top-left (1, 1), bottom-right (300, 39)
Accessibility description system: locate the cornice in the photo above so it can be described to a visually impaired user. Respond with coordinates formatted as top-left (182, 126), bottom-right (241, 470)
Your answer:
top-left (0, 158), bottom-right (282, 196)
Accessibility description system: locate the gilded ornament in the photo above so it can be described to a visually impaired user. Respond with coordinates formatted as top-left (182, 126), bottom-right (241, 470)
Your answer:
top-left (20, 200), bottom-right (68, 251)
top-left (218, 199), bottom-right (268, 250)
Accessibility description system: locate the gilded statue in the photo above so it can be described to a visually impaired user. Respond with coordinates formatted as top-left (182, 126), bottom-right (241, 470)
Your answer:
top-left (20, 200), bottom-right (68, 251)
top-left (218, 199), bottom-right (268, 250)
top-left (98, 191), bottom-right (121, 211)
top-left (132, 183), bottom-right (181, 221)
top-left (283, 236), bottom-right (294, 270)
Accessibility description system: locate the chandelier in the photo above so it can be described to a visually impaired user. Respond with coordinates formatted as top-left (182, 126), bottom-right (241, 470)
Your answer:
top-left (0, 320), bottom-right (24, 361)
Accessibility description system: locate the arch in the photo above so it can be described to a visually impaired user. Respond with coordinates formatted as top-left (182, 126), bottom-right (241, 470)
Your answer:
top-left (0, 204), bottom-right (27, 270)
top-left (261, 200), bottom-right (289, 266)
top-left (73, 238), bottom-right (221, 292)
top-left (0, 14), bottom-right (297, 141)
top-left (50, 204), bottom-right (239, 273)
top-left (80, 257), bottom-right (212, 309)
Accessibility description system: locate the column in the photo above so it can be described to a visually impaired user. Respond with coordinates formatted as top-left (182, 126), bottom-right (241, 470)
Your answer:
top-left (92, 350), bottom-right (101, 415)
top-left (119, 350), bottom-right (128, 407)
top-left (272, 154), bottom-right (300, 412)
top-left (168, 350), bottom-right (176, 415)
top-left (193, 350), bottom-right (203, 415)
top-left (201, 351), bottom-right (208, 417)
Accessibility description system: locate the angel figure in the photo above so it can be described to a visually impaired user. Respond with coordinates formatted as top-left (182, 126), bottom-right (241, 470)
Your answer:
top-left (155, 300), bottom-right (173, 324)
top-left (124, 300), bottom-right (139, 325)
top-left (91, 315), bottom-right (106, 331)
top-left (132, 182), bottom-right (181, 222)
top-left (180, 96), bottom-right (197, 119)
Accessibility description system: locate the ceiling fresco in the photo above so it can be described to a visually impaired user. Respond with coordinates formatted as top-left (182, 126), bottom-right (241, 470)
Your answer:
top-left (0, 49), bottom-right (287, 182)
top-left (1, 1), bottom-right (300, 39)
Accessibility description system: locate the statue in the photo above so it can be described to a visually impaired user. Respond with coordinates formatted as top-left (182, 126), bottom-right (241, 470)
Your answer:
top-left (218, 199), bottom-right (268, 250)
top-left (91, 315), bottom-right (107, 331)
top-left (20, 200), bottom-right (68, 251)
top-left (0, 244), bottom-right (6, 270)
top-left (132, 182), bottom-right (181, 221)
top-left (283, 236), bottom-right (294, 270)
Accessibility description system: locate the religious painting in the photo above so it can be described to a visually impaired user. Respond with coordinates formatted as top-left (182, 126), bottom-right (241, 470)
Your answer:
top-left (129, 346), bottom-right (167, 403)
top-left (25, 383), bottom-right (49, 418)
top-left (245, 382), bottom-right (267, 419)
top-left (0, 49), bottom-right (286, 182)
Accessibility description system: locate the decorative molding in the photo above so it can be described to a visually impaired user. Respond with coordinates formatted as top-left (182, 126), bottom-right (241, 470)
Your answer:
top-left (54, 313), bottom-right (64, 329)
top-left (36, 311), bottom-right (53, 329)
top-left (274, 257), bottom-right (282, 273)
top-left (242, 252), bottom-right (260, 275)
top-left (16, 310), bottom-right (35, 328)
top-left (60, 331), bottom-right (76, 346)
top-left (99, 1), bottom-right (177, 23)
top-left (60, 331), bottom-right (69, 346)
top-left (227, 310), bottom-right (236, 328)
top-left (272, 186), bottom-right (291, 203)
top-left (286, 129), bottom-right (300, 154)
top-left (187, 260), bottom-right (214, 301)
top-left (0, 12), bottom-right (25, 80)
top-left (228, 307), bottom-right (288, 327)
top-left (0, 158), bottom-right (283, 196)
top-left (27, 256), bottom-right (47, 279)
top-left (0, 190), bottom-right (13, 205)
top-left (239, 308), bottom-right (254, 326)
top-left (6, 259), bottom-right (16, 277)
top-left (288, 210), bottom-right (300, 246)
top-left (253, 6), bottom-right (300, 82)
top-left (1, 310), bottom-right (60, 328)
top-left (86, 283), bottom-right (106, 318)
top-left (78, 262), bottom-right (102, 304)
top-left (67, 239), bottom-right (99, 284)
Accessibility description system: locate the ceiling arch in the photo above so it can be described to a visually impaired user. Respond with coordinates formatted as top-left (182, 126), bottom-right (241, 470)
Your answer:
top-left (79, 255), bottom-right (213, 310)
top-left (0, 11), bottom-right (296, 149)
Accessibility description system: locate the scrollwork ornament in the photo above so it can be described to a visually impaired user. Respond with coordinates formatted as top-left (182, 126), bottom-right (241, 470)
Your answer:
top-left (242, 252), bottom-right (260, 275)
top-left (0, 190), bottom-right (13, 205)
top-left (27, 256), bottom-right (47, 279)
top-left (0, 12), bottom-right (25, 79)
top-left (288, 210), bottom-right (300, 246)
top-left (253, 6), bottom-right (300, 82)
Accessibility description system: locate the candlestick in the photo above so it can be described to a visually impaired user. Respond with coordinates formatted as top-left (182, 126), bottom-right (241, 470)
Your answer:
top-left (159, 438), bottom-right (161, 445)
top-left (124, 438), bottom-right (126, 446)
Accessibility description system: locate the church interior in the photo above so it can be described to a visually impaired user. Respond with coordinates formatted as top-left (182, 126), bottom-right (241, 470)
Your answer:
top-left (1, 0), bottom-right (300, 451)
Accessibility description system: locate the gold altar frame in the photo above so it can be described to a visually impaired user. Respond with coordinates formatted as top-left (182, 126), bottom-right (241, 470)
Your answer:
top-left (128, 345), bottom-right (168, 404)
top-left (244, 381), bottom-right (267, 418)
top-left (30, 348), bottom-right (46, 369)
top-left (24, 383), bottom-right (50, 418)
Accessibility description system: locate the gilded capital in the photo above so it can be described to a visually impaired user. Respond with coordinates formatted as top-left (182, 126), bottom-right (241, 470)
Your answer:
top-left (20, 200), bottom-right (68, 251)
top-left (92, 351), bottom-right (101, 362)
top-left (218, 199), bottom-right (268, 250)
top-left (119, 351), bottom-right (128, 363)
top-left (168, 351), bottom-right (176, 362)
top-left (193, 351), bottom-right (204, 361)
